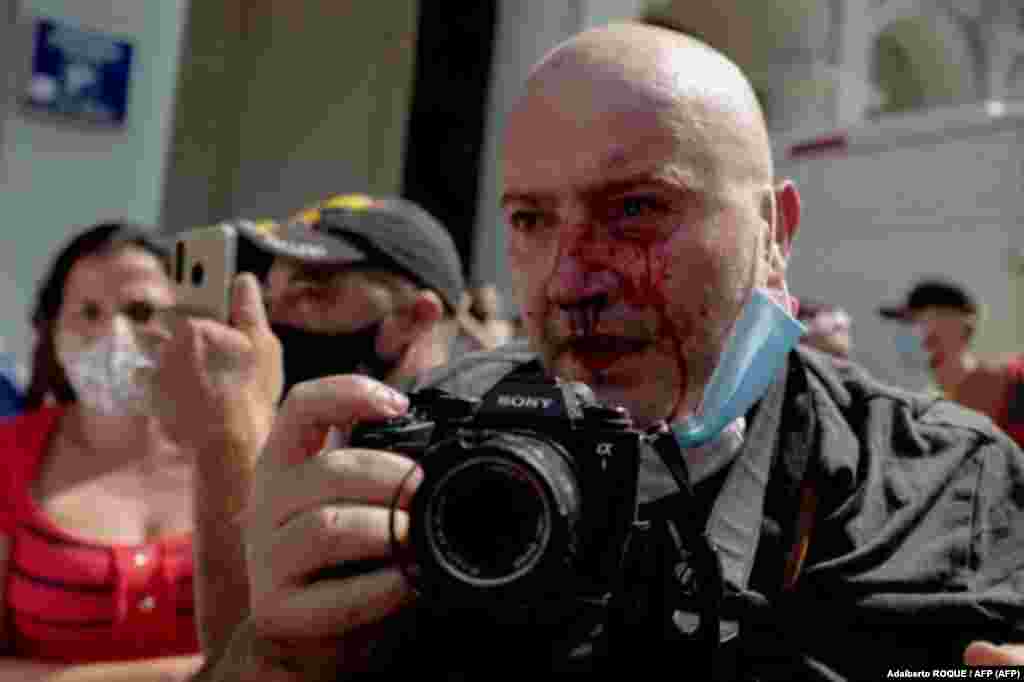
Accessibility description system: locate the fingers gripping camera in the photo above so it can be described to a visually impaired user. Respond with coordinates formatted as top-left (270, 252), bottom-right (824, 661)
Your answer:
top-left (350, 374), bottom-right (644, 614)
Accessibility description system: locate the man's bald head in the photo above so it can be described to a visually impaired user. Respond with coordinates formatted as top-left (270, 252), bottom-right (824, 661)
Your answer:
top-left (517, 22), bottom-right (774, 186)
top-left (500, 21), bottom-right (801, 426)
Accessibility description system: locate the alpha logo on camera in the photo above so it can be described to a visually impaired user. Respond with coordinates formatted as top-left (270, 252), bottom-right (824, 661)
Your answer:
top-left (497, 394), bottom-right (554, 410)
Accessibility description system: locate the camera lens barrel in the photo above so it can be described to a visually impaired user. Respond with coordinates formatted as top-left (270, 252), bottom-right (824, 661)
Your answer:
top-left (407, 431), bottom-right (581, 605)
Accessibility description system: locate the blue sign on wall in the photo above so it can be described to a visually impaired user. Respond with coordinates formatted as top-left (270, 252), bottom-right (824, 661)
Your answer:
top-left (24, 18), bottom-right (135, 126)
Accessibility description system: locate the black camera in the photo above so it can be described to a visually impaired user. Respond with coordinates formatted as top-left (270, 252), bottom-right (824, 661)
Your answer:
top-left (350, 374), bottom-right (644, 614)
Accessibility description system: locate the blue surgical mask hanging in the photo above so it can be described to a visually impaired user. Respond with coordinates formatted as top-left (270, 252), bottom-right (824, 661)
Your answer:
top-left (893, 326), bottom-right (929, 374)
top-left (673, 288), bottom-right (806, 449)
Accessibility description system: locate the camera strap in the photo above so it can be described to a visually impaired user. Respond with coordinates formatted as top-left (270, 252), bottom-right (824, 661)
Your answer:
top-left (703, 369), bottom-right (785, 592)
top-left (649, 366), bottom-right (786, 595)
top-left (640, 366), bottom-right (788, 678)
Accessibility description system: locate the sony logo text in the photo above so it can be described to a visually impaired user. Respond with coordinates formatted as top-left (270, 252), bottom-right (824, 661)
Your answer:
top-left (497, 395), bottom-right (554, 410)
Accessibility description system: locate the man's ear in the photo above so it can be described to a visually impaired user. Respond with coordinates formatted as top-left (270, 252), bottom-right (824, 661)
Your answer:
top-left (376, 289), bottom-right (445, 358)
top-left (760, 179), bottom-right (801, 282)
top-left (773, 179), bottom-right (801, 259)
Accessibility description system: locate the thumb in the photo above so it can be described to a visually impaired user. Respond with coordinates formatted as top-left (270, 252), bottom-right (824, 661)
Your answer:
top-left (964, 641), bottom-right (1024, 666)
top-left (230, 273), bottom-right (270, 335)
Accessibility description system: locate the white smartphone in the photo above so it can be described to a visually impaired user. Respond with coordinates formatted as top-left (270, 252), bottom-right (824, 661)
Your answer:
top-left (172, 223), bottom-right (238, 322)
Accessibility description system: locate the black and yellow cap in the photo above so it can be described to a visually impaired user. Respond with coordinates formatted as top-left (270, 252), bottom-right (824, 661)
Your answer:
top-left (235, 194), bottom-right (466, 312)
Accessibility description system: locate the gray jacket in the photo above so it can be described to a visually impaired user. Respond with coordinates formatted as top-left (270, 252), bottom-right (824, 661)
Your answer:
top-left (351, 342), bottom-right (1024, 679)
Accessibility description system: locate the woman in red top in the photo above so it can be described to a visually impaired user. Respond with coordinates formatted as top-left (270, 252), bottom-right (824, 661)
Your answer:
top-left (0, 223), bottom-right (202, 680)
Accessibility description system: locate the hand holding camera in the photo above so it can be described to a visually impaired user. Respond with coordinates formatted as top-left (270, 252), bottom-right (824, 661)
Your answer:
top-left (240, 374), bottom-right (419, 675)
top-left (232, 370), bottom-right (645, 677)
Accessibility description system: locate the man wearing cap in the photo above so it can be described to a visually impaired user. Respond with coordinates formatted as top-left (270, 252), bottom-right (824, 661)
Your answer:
top-left (152, 194), bottom-right (471, 656)
top-left (880, 279), bottom-right (1024, 447)
top-left (234, 194), bottom-right (470, 397)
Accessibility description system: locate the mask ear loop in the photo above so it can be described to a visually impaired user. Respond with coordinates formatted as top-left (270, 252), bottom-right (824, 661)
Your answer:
top-left (692, 209), bottom-right (798, 427)
top-left (765, 191), bottom-right (798, 316)
top-left (693, 232), bottom-right (764, 424)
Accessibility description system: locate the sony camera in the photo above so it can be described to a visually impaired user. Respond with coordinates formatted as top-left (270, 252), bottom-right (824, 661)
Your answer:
top-left (349, 373), bottom-right (644, 615)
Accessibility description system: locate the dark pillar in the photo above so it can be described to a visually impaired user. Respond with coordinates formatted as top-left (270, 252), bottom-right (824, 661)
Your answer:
top-left (401, 1), bottom-right (499, 279)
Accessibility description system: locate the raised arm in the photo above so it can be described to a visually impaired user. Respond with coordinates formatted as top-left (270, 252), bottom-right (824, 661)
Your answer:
top-left (153, 274), bottom-right (282, 656)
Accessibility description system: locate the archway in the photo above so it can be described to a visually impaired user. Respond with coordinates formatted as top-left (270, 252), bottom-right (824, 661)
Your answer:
top-left (868, 13), bottom-right (973, 117)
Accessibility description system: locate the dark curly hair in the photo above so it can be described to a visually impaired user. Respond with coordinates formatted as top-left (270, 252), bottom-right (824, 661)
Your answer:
top-left (24, 221), bottom-right (170, 410)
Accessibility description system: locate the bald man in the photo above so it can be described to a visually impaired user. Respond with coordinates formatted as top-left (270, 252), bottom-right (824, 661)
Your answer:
top-left (194, 23), bottom-right (1024, 680)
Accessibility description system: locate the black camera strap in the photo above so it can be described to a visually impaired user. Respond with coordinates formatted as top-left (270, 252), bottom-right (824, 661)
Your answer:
top-left (652, 362), bottom-right (786, 589)
top-left (468, 356), bottom-right (786, 674)
top-left (705, 370), bottom-right (785, 592)
top-left (643, 365), bottom-right (787, 678)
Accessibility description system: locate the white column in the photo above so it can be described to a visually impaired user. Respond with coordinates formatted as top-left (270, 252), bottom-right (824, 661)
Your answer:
top-left (758, 1), bottom-right (839, 133)
top-left (834, 0), bottom-right (877, 126)
top-left (986, 3), bottom-right (1021, 101)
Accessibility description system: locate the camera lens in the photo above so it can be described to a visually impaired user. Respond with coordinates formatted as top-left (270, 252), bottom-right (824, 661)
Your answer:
top-left (190, 262), bottom-right (205, 286)
top-left (412, 432), bottom-right (580, 597)
top-left (429, 457), bottom-right (550, 583)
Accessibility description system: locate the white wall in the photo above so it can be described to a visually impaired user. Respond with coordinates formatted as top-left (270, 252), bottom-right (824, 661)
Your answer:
top-left (0, 0), bottom-right (188, 366)
top-left (777, 102), bottom-right (1024, 390)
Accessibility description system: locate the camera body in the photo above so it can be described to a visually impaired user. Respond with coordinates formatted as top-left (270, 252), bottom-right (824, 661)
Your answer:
top-left (350, 373), bottom-right (643, 612)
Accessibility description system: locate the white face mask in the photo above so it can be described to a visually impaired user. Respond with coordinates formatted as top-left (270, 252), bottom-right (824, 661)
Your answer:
top-left (57, 322), bottom-right (156, 417)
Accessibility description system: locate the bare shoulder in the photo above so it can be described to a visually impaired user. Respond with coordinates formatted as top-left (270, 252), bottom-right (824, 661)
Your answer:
top-left (956, 359), bottom-right (1015, 418)
top-left (977, 353), bottom-right (1022, 375)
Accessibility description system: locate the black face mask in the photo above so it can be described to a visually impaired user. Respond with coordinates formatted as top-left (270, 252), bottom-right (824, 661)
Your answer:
top-left (271, 322), bottom-right (399, 400)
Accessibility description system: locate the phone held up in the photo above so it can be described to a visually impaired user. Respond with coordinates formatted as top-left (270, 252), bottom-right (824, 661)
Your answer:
top-left (171, 223), bottom-right (238, 323)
